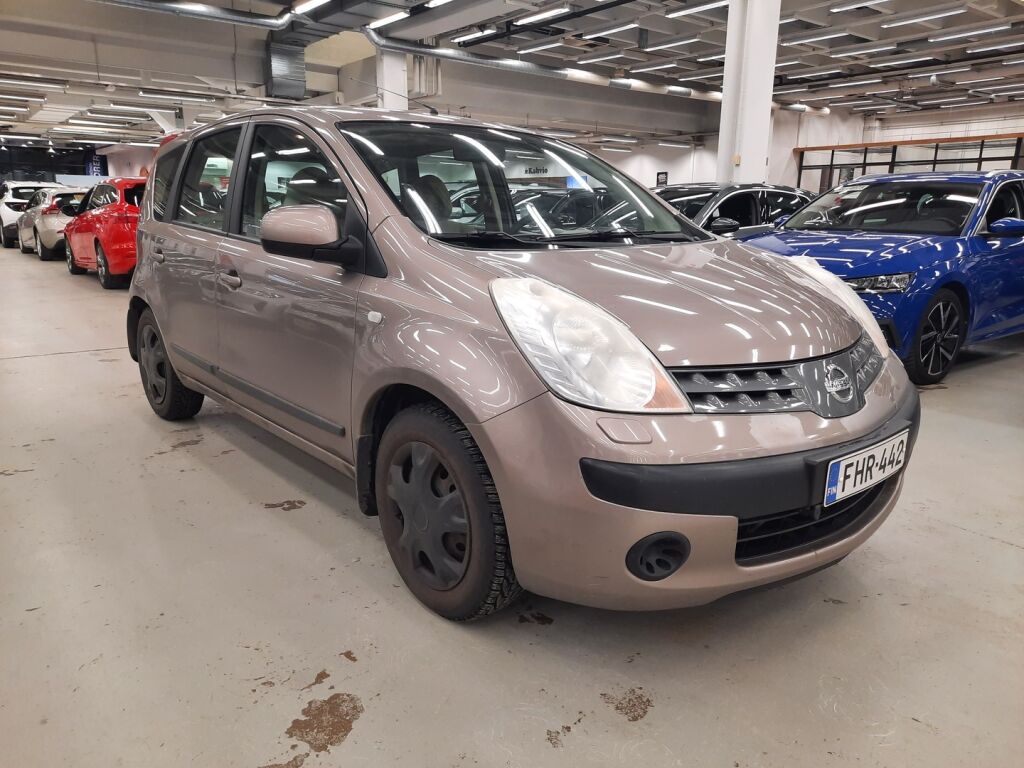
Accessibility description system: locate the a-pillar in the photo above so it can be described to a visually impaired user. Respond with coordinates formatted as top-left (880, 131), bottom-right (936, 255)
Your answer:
top-left (715, 0), bottom-right (781, 183)
top-left (376, 49), bottom-right (409, 110)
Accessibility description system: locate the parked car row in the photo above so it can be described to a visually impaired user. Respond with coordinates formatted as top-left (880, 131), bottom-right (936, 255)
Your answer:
top-left (1, 177), bottom-right (146, 289)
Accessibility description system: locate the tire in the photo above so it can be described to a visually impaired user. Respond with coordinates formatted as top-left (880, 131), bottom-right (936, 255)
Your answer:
top-left (904, 288), bottom-right (966, 385)
top-left (37, 231), bottom-right (55, 261)
top-left (136, 309), bottom-right (204, 421)
top-left (96, 243), bottom-right (124, 289)
top-left (18, 228), bottom-right (32, 254)
top-left (66, 240), bottom-right (86, 275)
top-left (1, 229), bottom-right (14, 248)
top-left (375, 403), bottom-right (522, 621)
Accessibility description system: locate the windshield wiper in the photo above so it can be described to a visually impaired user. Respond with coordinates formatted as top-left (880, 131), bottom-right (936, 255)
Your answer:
top-left (433, 231), bottom-right (542, 246)
top-left (540, 228), bottom-right (695, 243)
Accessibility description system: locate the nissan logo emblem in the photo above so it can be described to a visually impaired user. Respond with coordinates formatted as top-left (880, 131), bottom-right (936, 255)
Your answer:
top-left (824, 363), bottom-right (854, 403)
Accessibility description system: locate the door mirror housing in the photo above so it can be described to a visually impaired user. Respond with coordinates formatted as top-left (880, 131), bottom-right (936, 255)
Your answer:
top-left (60, 204), bottom-right (79, 217)
top-left (773, 214), bottom-right (792, 228)
top-left (260, 204), bottom-right (360, 267)
top-left (708, 216), bottom-right (741, 236)
top-left (986, 217), bottom-right (1024, 237)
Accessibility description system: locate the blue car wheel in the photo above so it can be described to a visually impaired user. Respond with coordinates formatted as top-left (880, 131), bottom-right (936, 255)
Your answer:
top-left (905, 288), bottom-right (966, 385)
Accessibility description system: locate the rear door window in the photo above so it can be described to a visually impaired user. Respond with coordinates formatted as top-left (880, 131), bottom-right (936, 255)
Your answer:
top-left (762, 190), bottom-right (807, 222)
top-left (174, 128), bottom-right (241, 231)
top-left (151, 145), bottom-right (184, 220)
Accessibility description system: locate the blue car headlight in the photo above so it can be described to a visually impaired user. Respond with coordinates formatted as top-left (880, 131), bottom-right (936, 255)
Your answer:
top-left (844, 273), bottom-right (914, 293)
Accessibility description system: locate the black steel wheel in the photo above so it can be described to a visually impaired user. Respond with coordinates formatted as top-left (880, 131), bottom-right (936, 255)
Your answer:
top-left (375, 403), bottom-right (521, 620)
top-left (905, 288), bottom-right (965, 385)
top-left (136, 308), bottom-right (204, 420)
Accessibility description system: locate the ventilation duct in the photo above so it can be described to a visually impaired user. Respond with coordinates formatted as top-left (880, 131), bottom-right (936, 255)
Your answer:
top-left (265, 42), bottom-right (308, 100)
top-left (84, 0), bottom-right (297, 30)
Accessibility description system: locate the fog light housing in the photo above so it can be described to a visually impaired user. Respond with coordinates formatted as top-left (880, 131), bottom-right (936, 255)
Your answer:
top-left (626, 532), bottom-right (690, 582)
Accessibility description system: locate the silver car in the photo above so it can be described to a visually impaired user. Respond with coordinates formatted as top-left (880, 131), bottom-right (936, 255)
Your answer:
top-left (16, 187), bottom-right (88, 260)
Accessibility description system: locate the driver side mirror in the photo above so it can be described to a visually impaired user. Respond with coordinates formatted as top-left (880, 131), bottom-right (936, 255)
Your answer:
top-left (986, 217), bottom-right (1024, 237)
top-left (708, 216), bottom-right (741, 236)
top-left (772, 214), bottom-right (792, 228)
top-left (61, 204), bottom-right (79, 217)
top-left (260, 204), bottom-right (361, 267)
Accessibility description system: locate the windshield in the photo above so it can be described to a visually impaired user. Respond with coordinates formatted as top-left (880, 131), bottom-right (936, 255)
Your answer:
top-left (12, 186), bottom-right (45, 201)
top-left (656, 187), bottom-right (720, 219)
top-left (339, 120), bottom-right (707, 247)
top-left (784, 181), bottom-right (982, 236)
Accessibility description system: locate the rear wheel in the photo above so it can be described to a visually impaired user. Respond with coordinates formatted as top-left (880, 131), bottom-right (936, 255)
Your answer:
top-left (905, 288), bottom-right (965, 385)
top-left (375, 403), bottom-right (521, 621)
top-left (96, 243), bottom-right (124, 289)
top-left (66, 240), bottom-right (86, 275)
top-left (136, 309), bottom-right (204, 420)
top-left (18, 228), bottom-right (32, 253)
top-left (36, 230), bottom-right (55, 261)
top-left (1, 228), bottom-right (14, 248)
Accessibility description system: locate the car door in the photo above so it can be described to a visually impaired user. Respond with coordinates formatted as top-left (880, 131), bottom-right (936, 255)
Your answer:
top-left (149, 124), bottom-right (244, 382)
top-left (965, 180), bottom-right (1024, 340)
top-left (215, 117), bottom-right (364, 460)
top-left (704, 190), bottom-right (760, 237)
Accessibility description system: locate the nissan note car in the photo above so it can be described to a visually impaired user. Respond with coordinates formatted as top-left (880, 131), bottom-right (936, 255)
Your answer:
top-left (128, 107), bottom-right (920, 620)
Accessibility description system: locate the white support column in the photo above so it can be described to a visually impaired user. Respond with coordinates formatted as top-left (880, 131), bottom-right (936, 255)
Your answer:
top-left (716, 0), bottom-right (781, 183)
top-left (376, 49), bottom-right (409, 110)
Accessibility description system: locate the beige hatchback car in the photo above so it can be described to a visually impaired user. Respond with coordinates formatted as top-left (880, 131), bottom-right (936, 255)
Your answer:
top-left (128, 108), bottom-right (920, 620)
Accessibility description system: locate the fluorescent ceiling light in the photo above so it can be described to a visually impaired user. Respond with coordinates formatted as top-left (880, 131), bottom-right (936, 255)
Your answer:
top-left (657, 141), bottom-right (691, 148)
top-left (602, 136), bottom-right (638, 143)
top-left (978, 82), bottom-right (1024, 91)
top-left (929, 24), bottom-right (1010, 42)
top-left (799, 95), bottom-right (835, 101)
top-left (514, 6), bottom-right (569, 25)
top-left (918, 96), bottom-right (969, 104)
top-left (869, 57), bottom-right (933, 67)
top-left (367, 10), bottom-right (409, 29)
top-left (578, 53), bottom-right (624, 63)
top-left (959, 76), bottom-right (1004, 84)
top-left (600, 146), bottom-right (631, 152)
top-left (965, 41), bottom-right (1024, 54)
top-left (540, 130), bottom-right (576, 138)
top-left (293, 0), bottom-right (329, 13)
top-left (779, 17), bottom-right (797, 24)
top-left (137, 90), bottom-right (213, 103)
top-left (853, 105), bottom-right (892, 111)
top-left (520, 40), bottom-right (564, 53)
top-left (793, 69), bottom-right (842, 78)
top-left (0, 105), bottom-right (29, 112)
top-left (774, 86), bottom-right (809, 93)
top-left (696, 53), bottom-right (726, 62)
top-left (1004, 58), bottom-right (1024, 66)
top-left (0, 133), bottom-right (41, 139)
top-left (831, 44), bottom-right (897, 57)
top-left (644, 37), bottom-right (700, 52)
top-left (108, 103), bottom-right (177, 114)
top-left (867, 88), bottom-right (899, 94)
top-left (830, 99), bottom-right (874, 106)
top-left (0, 94), bottom-right (45, 102)
top-left (881, 9), bottom-right (965, 28)
top-left (0, 77), bottom-right (64, 90)
top-left (940, 100), bottom-right (991, 108)
top-left (992, 89), bottom-right (1024, 96)
top-left (686, 73), bottom-right (723, 80)
top-left (425, 0), bottom-right (455, 6)
top-left (907, 66), bottom-right (971, 78)
top-left (451, 27), bottom-right (496, 43)
top-left (583, 22), bottom-right (638, 39)
top-left (665, 1), bottom-right (729, 19)
top-left (827, 77), bottom-right (882, 87)
top-left (775, 60), bottom-right (800, 68)
top-left (69, 118), bottom-right (126, 126)
top-left (830, 0), bottom-right (892, 12)
top-left (632, 62), bottom-right (676, 73)
top-left (782, 31), bottom-right (847, 46)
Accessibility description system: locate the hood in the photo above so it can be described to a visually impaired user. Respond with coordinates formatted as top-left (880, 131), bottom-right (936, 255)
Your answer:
top-left (441, 237), bottom-right (864, 368)
top-left (744, 229), bottom-right (958, 277)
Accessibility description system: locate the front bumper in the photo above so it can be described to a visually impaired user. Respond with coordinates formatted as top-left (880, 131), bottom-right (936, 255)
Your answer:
top-left (474, 353), bottom-right (919, 610)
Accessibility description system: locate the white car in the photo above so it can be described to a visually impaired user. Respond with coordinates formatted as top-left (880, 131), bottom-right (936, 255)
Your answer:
top-left (1, 181), bottom-right (61, 248)
top-left (16, 187), bottom-right (88, 260)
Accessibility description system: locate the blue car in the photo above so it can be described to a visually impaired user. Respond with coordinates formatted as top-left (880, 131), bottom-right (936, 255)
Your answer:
top-left (743, 171), bottom-right (1024, 383)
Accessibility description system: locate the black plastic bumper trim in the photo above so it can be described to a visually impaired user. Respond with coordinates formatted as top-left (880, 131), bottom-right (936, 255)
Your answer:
top-left (580, 387), bottom-right (920, 520)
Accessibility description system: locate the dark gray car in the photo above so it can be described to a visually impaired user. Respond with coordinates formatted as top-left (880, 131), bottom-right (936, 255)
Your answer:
top-left (654, 183), bottom-right (811, 238)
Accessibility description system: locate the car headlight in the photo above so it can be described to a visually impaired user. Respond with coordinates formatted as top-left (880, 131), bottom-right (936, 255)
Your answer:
top-left (490, 277), bottom-right (690, 413)
top-left (784, 256), bottom-right (890, 354)
top-left (844, 273), bottom-right (913, 293)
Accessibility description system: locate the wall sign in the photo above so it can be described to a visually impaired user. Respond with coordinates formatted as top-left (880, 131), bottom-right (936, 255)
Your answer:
top-left (656, 171), bottom-right (669, 186)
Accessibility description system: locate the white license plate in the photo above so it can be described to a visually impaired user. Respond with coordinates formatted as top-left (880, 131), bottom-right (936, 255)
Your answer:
top-left (824, 430), bottom-right (908, 506)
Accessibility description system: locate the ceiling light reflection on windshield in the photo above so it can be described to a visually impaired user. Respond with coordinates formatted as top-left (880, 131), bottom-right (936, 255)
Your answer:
top-left (453, 133), bottom-right (504, 166)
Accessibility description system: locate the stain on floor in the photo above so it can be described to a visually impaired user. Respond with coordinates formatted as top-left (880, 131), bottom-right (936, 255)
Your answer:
top-left (258, 752), bottom-right (309, 768)
top-left (285, 693), bottom-right (364, 753)
top-left (339, 650), bottom-right (357, 663)
top-left (517, 611), bottom-right (554, 625)
top-left (264, 500), bottom-right (307, 511)
top-left (300, 670), bottom-right (330, 691)
top-left (601, 687), bottom-right (653, 722)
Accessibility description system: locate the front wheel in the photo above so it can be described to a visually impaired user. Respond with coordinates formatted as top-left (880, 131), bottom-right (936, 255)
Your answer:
top-left (905, 288), bottom-right (965, 385)
top-left (66, 240), bottom-right (86, 274)
top-left (375, 404), bottom-right (522, 621)
top-left (136, 309), bottom-right (204, 420)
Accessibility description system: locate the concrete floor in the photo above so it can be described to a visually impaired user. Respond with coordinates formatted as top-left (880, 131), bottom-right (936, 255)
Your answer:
top-left (1, 246), bottom-right (1022, 768)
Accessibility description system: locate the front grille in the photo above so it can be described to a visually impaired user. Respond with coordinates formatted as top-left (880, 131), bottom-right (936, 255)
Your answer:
top-left (735, 478), bottom-right (894, 565)
top-left (671, 334), bottom-right (884, 418)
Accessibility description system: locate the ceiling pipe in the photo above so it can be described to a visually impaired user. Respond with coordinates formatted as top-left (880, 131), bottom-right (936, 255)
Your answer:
top-left (83, 0), bottom-right (299, 30)
top-left (363, 27), bottom-right (824, 113)
top-left (460, 0), bottom-right (637, 48)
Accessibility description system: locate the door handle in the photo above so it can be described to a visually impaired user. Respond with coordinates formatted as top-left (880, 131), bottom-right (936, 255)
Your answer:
top-left (151, 246), bottom-right (165, 264)
top-left (220, 270), bottom-right (242, 289)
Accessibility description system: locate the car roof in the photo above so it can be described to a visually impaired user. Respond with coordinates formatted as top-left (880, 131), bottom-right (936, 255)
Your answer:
top-left (853, 170), bottom-right (1024, 184)
top-left (654, 183), bottom-right (807, 194)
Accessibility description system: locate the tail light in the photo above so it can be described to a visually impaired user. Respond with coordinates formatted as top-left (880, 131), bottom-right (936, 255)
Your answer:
top-left (42, 201), bottom-right (62, 216)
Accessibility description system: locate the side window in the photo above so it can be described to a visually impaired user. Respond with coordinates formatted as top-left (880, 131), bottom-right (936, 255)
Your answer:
top-left (240, 124), bottom-right (348, 238)
top-left (151, 146), bottom-right (184, 220)
top-left (713, 192), bottom-right (758, 227)
top-left (984, 183), bottom-right (1024, 230)
top-left (762, 191), bottom-right (806, 222)
top-left (175, 128), bottom-right (241, 231)
top-left (90, 186), bottom-right (110, 209)
top-left (28, 191), bottom-right (43, 208)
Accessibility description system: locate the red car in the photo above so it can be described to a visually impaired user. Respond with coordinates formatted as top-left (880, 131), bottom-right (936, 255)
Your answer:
top-left (65, 177), bottom-right (146, 289)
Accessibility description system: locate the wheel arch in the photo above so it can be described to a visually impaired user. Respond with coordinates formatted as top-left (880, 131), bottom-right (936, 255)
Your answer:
top-left (126, 296), bottom-right (150, 361)
top-left (936, 279), bottom-right (971, 328)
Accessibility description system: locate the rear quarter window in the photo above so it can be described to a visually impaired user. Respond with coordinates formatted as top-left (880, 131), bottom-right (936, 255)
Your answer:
top-left (151, 146), bottom-right (184, 219)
